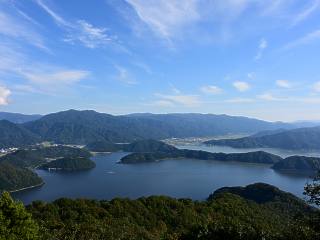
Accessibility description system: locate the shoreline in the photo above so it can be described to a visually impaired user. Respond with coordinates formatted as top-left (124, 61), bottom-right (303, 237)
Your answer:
top-left (9, 182), bottom-right (45, 193)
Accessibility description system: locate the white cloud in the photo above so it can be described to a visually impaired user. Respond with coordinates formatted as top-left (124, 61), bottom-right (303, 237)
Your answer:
top-left (155, 93), bottom-right (200, 107)
top-left (114, 65), bottom-right (137, 85)
top-left (125, 0), bottom-right (200, 40)
top-left (233, 81), bottom-right (250, 92)
top-left (200, 85), bottom-right (222, 94)
top-left (283, 29), bottom-right (320, 49)
top-left (36, 0), bottom-right (117, 49)
top-left (21, 70), bottom-right (90, 86)
top-left (151, 100), bottom-right (174, 107)
top-left (0, 43), bottom-right (90, 93)
top-left (257, 93), bottom-right (320, 103)
top-left (314, 81), bottom-right (320, 92)
top-left (255, 38), bottom-right (268, 60)
top-left (258, 93), bottom-right (282, 101)
top-left (292, 0), bottom-right (320, 26)
top-left (0, 86), bottom-right (11, 105)
top-left (276, 80), bottom-right (291, 88)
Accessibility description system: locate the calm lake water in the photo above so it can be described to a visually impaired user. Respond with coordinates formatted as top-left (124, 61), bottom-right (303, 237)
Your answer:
top-left (13, 145), bottom-right (320, 205)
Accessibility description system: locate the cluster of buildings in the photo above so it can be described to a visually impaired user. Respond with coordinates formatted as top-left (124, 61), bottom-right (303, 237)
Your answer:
top-left (0, 147), bottom-right (18, 155)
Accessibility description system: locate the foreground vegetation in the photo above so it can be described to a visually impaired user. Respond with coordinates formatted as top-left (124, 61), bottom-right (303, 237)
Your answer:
top-left (1, 181), bottom-right (320, 240)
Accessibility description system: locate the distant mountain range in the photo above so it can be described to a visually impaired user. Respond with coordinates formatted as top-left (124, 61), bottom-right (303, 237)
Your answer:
top-left (0, 112), bottom-right (42, 123)
top-left (0, 109), bottom-right (319, 149)
top-left (205, 126), bottom-right (320, 150)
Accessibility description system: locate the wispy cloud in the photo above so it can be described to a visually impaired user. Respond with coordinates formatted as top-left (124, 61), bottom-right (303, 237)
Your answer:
top-left (258, 92), bottom-right (320, 103)
top-left (21, 70), bottom-right (90, 86)
top-left (233, 81), bottom-right (250, 92)
top-left (0, 11), bottom-right (48, 50)
top-left (114, 65), bottom-right (137, 85)
top-left (200, 85), bottom-right (223, 95)
top-left (255, 38), bottom-right (268, 60)
top-left (125, 0), bottom-right (200, 41)
top-left (0, 86), bottom-right (11, 105)
top-left (36, 0), bottom-right (117, 49)
top-left (276, 80), bottom-right (291, 88)
top-left (291, 0), bottom-right (320, 26)
top-left (150, 100), bottom-right (175, 107)
top-left (0, 43), bottom-right (90, 93)
top-left (283, 29), bottom-right (320, 49)
top-left (258, 93), bottom-right (283, 101)
top-left (155, 93), bottom-right (200, 107)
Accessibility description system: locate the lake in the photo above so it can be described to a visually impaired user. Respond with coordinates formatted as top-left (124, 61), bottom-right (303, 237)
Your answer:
top-left (13, 145), bottom-right (320, 205)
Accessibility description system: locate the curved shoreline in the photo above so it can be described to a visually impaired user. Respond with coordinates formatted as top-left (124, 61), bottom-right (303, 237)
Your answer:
top-left (9, 182), bottom-right (44, 193)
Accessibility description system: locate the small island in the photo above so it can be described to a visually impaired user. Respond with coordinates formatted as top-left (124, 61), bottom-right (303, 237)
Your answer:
top-left (40, 157), bottom-right (96, 171)
top-left (119, 140), bottom-right (283, 164)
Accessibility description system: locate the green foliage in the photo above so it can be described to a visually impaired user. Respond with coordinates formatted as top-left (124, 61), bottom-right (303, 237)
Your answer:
top-left (0, 191), bottom-right (39, 240)
top-left (304, 171), bottom-right (320, 206)
top-left (24, 183), bottom-right (319, 240)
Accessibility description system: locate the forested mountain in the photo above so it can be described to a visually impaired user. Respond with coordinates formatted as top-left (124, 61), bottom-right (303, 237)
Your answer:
top-left (205, 126), bottom-right (320, 150)
top-left (21, 110), bottom-right (293, 145)
top-left (0, 112), bottom-right (42, 123)
top-left (0, 120), bottom-right (40, 148)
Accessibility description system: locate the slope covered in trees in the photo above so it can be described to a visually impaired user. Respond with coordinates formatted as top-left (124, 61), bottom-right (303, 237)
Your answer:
top-left (0, 120), bottom-right (40, 148)
top-left (0, 162), bottom-right (43, 192)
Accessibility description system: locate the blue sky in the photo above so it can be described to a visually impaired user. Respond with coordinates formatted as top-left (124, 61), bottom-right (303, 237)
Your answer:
top-left (0, 0), bottom-right (320, 121)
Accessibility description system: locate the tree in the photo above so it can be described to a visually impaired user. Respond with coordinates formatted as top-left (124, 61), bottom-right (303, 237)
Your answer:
top-left (0, 191), bottom-right (39, 240)
top-left (304, 171), bottom-right (320, 206)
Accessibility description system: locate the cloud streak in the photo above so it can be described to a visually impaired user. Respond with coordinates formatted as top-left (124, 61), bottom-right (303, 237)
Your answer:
top-left (276, 80), bottom-right (291, 88)
top-left (125, 0), bottom-right (200, 40)
top-left (36, 0), bottom-right (117, 49)
top-left (201, 85), bottom-right (222, 95)
top-left (0, 11), bottom-right (48, 51)
top-left (155, 93), bottom-right (200, 107)
top-left (283, 29), bottom-right (320, 49)
top-left (255, 38), bottom-right (267, 60)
